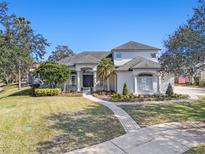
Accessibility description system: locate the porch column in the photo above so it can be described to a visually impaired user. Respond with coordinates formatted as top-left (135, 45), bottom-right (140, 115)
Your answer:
top-left (93, 71), bottom-right (97, 92)
top-left (157, 75), bottom-right (161, 95)
top-left (134, 76), bottom-right (137, 94)
top-left (77, 71), bottom-right (81, 92)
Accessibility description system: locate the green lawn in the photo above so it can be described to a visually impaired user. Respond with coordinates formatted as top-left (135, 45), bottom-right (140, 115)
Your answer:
top-left (0, 86), bottom-right (124, 154)
top-left (121, 100), bottom-right (205, 127)
top-left (184, 145), bottom-right (205, 154)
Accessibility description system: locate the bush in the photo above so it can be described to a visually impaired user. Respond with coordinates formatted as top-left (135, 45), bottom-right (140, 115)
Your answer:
top-left (199, 80), bottom-right (205, 87)
top-left (122, 83), bottom-right (129, 96)
top-left (112, 93), bottom-right (122, 99)
top-left (166, 83), bottom-right (174, 96)
top-left (194, 76), bottom-right (200, 86)
top-left (37, 61), bottom-right (70, 88)
top-left (35, 88), bottom-right (61, 97)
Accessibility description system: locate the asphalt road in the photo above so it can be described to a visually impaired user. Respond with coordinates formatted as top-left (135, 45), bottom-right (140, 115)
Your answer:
top-left (174, 86), bottom-right (205, 99)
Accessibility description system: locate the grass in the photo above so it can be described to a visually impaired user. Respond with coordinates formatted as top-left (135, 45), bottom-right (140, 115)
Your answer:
top-left (121, 100), bottom-right (205, 127)
top-left (184, 145), bottom-right (205, 154)
top-left (0, 86), bottom-right (124, 154)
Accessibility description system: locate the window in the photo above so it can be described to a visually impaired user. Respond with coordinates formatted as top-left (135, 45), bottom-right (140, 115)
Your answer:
top-left (71, 75), bottom-right (76, 86)
top-left (138, 75), bottom-right (153, 92)
top-left (151, 53), bottom-right (156, 58)
top-left (116, 52), bottom-right (122, 59)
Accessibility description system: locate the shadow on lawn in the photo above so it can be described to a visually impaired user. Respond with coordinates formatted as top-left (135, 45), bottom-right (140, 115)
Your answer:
top-left (122, 100), bottom-right (205, 127)
top-left (35, 105), bottom-right (124, 153)
top-left (8, 88), bottom-right (32, 97)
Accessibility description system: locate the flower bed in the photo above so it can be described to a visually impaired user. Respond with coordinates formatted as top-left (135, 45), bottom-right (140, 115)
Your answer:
top-left (92, 91), bottom-right (114, 101)
top-left (111, 93), bottom-right (189, 102)
top-left (93, 91), bottom-right (189, 102)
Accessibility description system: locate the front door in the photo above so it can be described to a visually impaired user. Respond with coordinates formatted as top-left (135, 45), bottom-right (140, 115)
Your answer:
top-left (83, 75), bottom-right (93, 87)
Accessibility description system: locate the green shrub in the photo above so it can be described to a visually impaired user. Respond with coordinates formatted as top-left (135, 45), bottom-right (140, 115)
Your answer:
top-left (194, 76), bottom-right (200, 86)
top-left (34, 88), bottom-right (61, 97)
top-left (129, 93), bottom-right (136, 99)
top-left (112, 93), bottom-right (122, 99)
top-left (199, 80), bottom-right (205, 87)
top-left (166, 83), bottom-right (174, 96)
top-left (122, 95), bottom-right (129, 100)
top-left (122, 83), bottom-right (129, 96)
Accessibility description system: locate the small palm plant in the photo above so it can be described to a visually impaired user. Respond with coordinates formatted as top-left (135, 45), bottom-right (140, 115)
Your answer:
top-left (97, 58), bottom-right (115, 90)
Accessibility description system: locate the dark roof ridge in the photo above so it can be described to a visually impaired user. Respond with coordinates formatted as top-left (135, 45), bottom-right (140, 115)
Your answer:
top-left (112, 41), bottom-right (160, 51)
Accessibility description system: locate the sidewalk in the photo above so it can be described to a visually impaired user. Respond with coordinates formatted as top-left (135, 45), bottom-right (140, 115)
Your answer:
top-left (66, 122), bottom-right (205, 154)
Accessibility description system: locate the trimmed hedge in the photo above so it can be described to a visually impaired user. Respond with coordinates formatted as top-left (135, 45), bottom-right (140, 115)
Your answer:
top-left (34, 88), bottom-right (61, 97)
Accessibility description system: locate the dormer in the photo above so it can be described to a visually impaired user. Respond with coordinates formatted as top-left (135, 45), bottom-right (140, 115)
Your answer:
top-left (111, 41), bottom-right (160, 66)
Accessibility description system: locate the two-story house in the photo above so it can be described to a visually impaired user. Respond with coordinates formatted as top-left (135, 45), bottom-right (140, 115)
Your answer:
top-left (59, 41), bottom-right (174, 95)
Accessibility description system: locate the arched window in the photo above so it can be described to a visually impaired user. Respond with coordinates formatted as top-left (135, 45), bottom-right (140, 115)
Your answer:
top-left (137, 74), bottom-right (153, 92)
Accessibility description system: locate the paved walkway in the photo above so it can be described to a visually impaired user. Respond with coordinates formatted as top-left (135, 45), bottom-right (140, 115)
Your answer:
top-left (83, 94), bottom-right (140, 133)
top-left (66, 122), bottom-right (205, 154)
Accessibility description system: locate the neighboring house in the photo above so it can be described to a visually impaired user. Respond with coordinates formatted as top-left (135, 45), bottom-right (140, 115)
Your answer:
top-left (175, 62), bottom-right (205, 85)
top-left (27, 62), bottom-right (40, 85)
top-left (197, 62), bottom-right (205, 81)
top-left (176, 75), bottom-right (189, 84)
top-left (59, 41), bottom-right (174, 95)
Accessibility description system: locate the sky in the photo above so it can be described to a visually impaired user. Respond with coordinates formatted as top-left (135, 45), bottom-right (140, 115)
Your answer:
top-left (6, 0), bottom-right (198, 59)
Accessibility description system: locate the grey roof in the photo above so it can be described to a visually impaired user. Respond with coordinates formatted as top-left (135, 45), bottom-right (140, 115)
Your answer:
top-left (112, 41), bottom-right (160, 51)
top-left (59, 51), bottom-right (110, 66)
top-left (117, 56), bottom-right (160, 71)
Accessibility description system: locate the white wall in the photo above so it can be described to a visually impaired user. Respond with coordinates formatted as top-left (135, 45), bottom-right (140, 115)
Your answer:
top-left (113, 50), bottom-right (158, 66)
top-left (117, 71), bottom-right (134, 94)
top-left (161, 73), bottom-right (175, 94)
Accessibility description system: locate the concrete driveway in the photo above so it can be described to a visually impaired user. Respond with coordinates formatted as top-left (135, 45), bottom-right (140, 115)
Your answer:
top-left (174, 86), bottom-right (205, 99)
top-left (66, 122), bottom-right (205, 154)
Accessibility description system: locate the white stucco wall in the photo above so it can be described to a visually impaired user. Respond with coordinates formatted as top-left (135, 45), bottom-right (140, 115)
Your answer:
top-left (116, 69), bottom-right (173, 95)
top-left (113, 50), bottom-right (158, 66)
top-left (161, 73), bottom-right (175, 94)
top-left (116, 71), bottom-right (134, 94)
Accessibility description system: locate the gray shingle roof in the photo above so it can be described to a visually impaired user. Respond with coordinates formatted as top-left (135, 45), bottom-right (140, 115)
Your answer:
top-left (117, 56), bottom-right (160, 71)
top-left (59, 51), bottom-right (110, 66)
top-left (112, 41), bottom-right (160, 51)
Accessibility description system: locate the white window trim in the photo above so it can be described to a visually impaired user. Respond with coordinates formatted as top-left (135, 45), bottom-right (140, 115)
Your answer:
top-left (137, 76), bottom-right (153, 92)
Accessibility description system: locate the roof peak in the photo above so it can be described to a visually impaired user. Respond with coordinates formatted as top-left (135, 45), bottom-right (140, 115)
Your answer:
top-left (112, 41), bottom-right (160, 51)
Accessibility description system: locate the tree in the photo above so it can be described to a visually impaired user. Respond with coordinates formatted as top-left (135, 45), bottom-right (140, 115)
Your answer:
top-left (160, 1), bottom-right (205, 83)
top-left (37, 61), bottom-right (70, 88)
top-left (0, 2), bottom-right (49, 88)
top-left (0, 37), bottom-right (18, 84)
top-left (48, 45), bottom-right (74, 62)
top-left (13, 17), bottom-right (49, 89)
top-left (160, 26), bottom-right (202, 83)
top-left (97, 58), bottom-right (115, 89)
top-left (166, 83), bottom-right (174, 96)
top-left (122, 83), bottom-right (129, 96)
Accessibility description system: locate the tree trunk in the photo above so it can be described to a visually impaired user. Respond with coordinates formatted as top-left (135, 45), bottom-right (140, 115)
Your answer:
top-left (18, 62), bottom-right (21, 90)
top-left (107, 77), bottom-right (110, 91)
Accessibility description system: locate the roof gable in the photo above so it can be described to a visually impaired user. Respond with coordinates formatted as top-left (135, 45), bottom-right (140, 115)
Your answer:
top-left (112, 41), bottom-right (160, 51)
top-left (117, 56), bottom-right (160, 71)
top-left (59, 51), bottom-right (110, 66)
top-left (132, 59), bottom-right (160, 69)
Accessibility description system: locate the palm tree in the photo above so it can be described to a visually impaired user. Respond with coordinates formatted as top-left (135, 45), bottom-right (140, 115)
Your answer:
top-left (14, 17), bottom-right (32, 90)
top-left (97, 58), bottom-right (115, 90)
